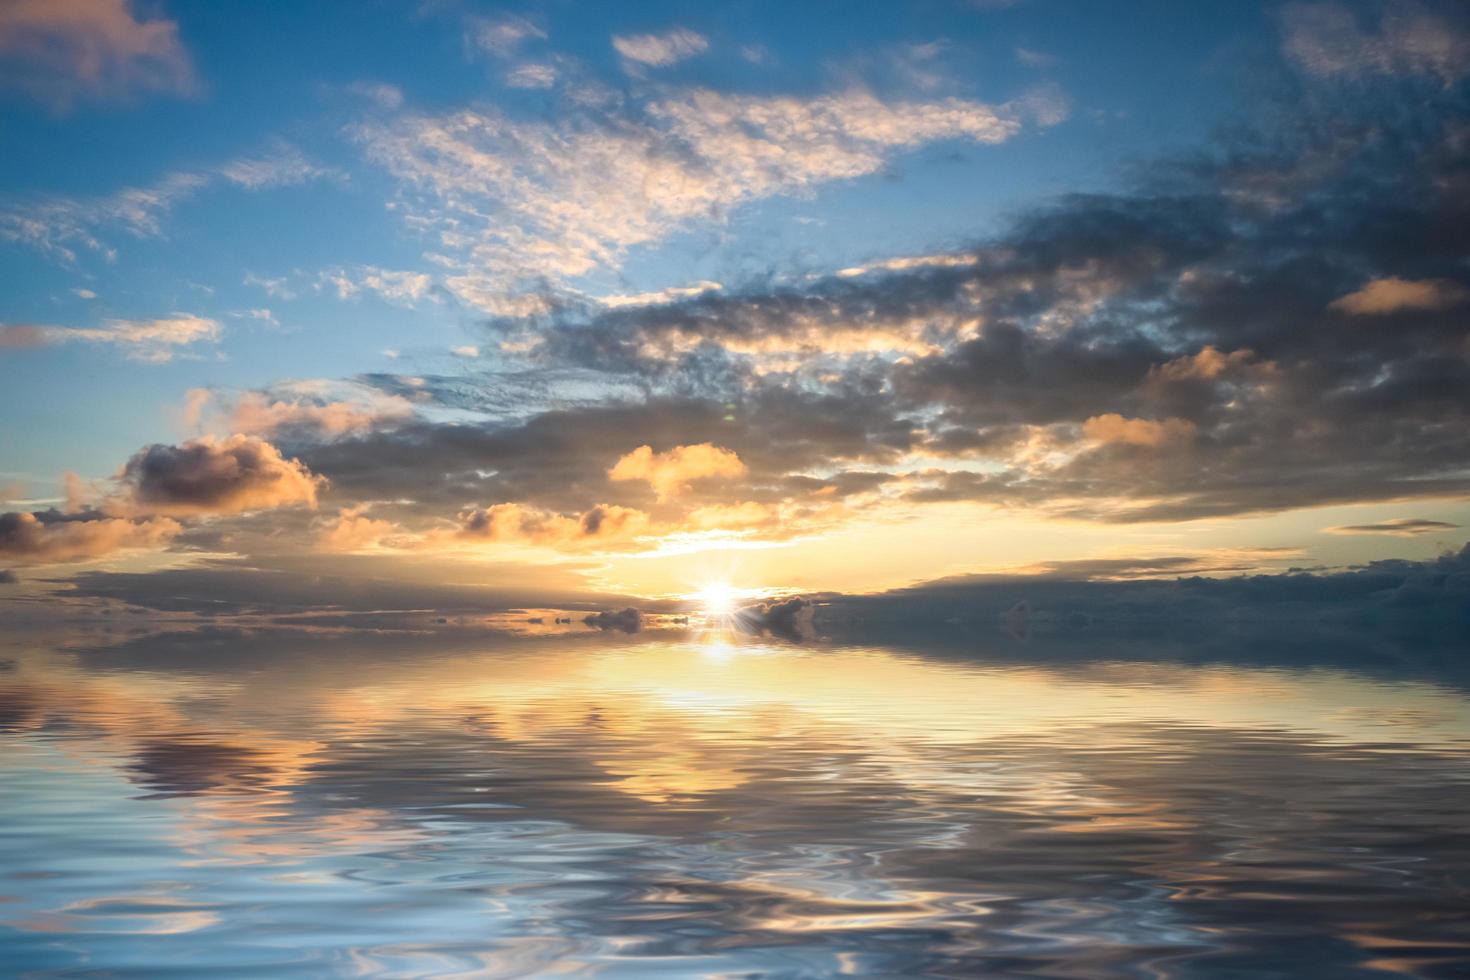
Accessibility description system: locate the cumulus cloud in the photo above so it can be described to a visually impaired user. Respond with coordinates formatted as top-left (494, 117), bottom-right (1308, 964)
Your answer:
top-left (354, 86), bottom-right (1022, 309)
top-left (117, 435), bottom-right (323, 517)
top-left (612, 27), bottom-right (708, 68)
top-left (0, 509), bottom-right (180, 564)
top-left (609, 444), bottom-right (746, 500)
top-left (1323, 518), bottom-right (1460, 537)
top-left (1, 314), bottom-right (219, 362)
top-left (1328, 276), bottom-right (1469, 314)
top-left (0, 0), bottom-right (195, 111)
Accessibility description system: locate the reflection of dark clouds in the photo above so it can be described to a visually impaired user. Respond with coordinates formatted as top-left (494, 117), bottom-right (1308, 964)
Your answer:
top-left (128, 739), bottom-right (279, 797)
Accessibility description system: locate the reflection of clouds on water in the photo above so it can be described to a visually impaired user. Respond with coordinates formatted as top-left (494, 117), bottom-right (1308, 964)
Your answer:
top-left (1, 628), bottom-right (1469, 975)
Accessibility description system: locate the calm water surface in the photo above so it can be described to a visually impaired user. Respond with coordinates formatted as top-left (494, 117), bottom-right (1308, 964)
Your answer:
top-left (2, 624), bottom-right (1469, 978)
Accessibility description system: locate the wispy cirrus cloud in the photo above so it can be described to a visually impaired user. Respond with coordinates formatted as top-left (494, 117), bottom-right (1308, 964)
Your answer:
top-left (0, 0), bottom-right (196, 112)
top-left (354, 86), bottom-right (1027, 312)
top-left (0, 314), bottom-right (219, 362)
top-left (612, 27), bottom-right (708, 70)
top-left (0, 145), bottom-right (336, 263)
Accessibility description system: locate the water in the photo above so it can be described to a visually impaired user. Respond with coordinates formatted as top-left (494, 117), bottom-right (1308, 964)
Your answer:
top-left (2, 623), bottom-right (1469, 978)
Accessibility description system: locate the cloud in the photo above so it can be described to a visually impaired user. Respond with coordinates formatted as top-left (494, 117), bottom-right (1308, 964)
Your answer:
top-left (216, 146), bottom-right (338, 190)
top-left (609, 444), bottom-right (746, 500)
top-left (1323, 518), bottom-right (1460, 537)
top-left (318, 266), bottom-right (435, 305)
top-left (184, 383), bottom-right (417, 439)
top-left (504, 62), bottom-right (557, 89)
top-left (1328, 276), bottom-right (1469, 314)
top-left (612, 28), bottom-right (708, 69)
top-left (0, 509), bottom-right (180, 564)
top-left (354, 86), bottom-right (1023, 309)
top-left (313, 505), bottom-right (402, 552)
top-left (458, 502), bottom-right (648, 547)
top-left (583, 607), bottom-right (642, 632)
top-left (1282, 1), bottom-right (1470, 84)
top-left (0, 314), bottom-right (219, 362)
top-left (0, 148), bottom-right (333, 263)
top-left (0, 0), bottom-right (195, 111)
top-left (118, 435), bottom-right (323, 517)
top-left (1082, 414), bottom-right (1196, 448)
top-left (466, 14), bottom-right (545, 58)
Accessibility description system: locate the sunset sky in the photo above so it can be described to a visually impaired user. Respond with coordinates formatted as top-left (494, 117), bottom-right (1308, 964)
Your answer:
top-left (1, 0), bottom-right (1467, 606)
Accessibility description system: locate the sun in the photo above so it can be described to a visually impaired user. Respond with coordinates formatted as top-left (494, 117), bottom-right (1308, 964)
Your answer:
top-left (694, 581), bottom-right (738, 617)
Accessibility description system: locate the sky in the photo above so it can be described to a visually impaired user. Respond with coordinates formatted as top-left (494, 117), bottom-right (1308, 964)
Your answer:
top-left (1, 0), bottom-right (1468, 607)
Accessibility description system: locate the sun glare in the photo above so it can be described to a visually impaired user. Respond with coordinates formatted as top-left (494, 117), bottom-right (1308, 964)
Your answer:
top-left (695, 581), bottom-right (738, 616)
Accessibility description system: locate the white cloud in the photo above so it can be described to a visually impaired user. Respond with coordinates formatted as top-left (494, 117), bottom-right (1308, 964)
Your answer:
top-left (467, 14), bottom-right (545, 58)
top-left (319, 266), bottom-right (435, 306)
top-left (244, 272), bottom-right (296, 300)
top-left (355, 87), bottom-right (1023, 312)
top-left (217, 146), bottom-right (338, 190)
top-left (612, 27), bottom-right (709, 69)
top-left (0, 0), bottom-right (195, 111)
top-left (505, 62), bottom-right (558, 89)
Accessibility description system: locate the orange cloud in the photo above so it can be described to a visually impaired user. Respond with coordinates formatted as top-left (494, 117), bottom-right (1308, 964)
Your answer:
top-left (608, 443), bottom-right (746, 499)
top-left (1328, 277), bottom-right (1468, 315)
top-left (1082, 414), bottom-right (1196, 448)
top-left (458, 502), bottom-right (648, 547)
top-left (1149, 345), bottom-right (1261, 382)
top-left (0, 510), bottom-right (180, 564)
top-left (187, 388), bottom-right (415, 438)
top-left (314, 506), bottom-right (402, 552)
